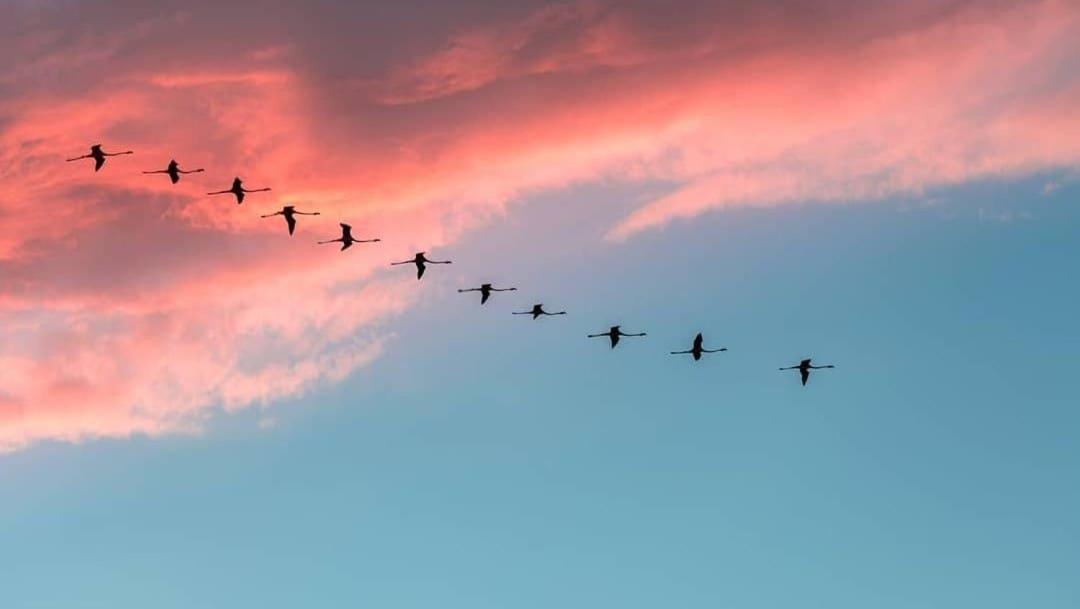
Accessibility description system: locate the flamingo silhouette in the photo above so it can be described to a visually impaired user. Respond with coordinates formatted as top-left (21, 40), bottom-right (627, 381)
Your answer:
top-left (588, 325), bottom-right (646, 349)
top-left (66, 144), bottom-right (133, 172)
top-left (670, 333), bottom-right (727, 361)
top-left (262, 205), bottom-right (321, 235)
top-left (512, 304), bottom-right (566, 319)
top-left (458, 283), bottom-right (517, 305)
top-left (143, 159), bottom-right (204, 184)
top-left (207, 177), bottom-right (271, 204)
top-left (779, 358), bottom-right (836, 386)
top-left (391, 252), bottom-right (451, 280)
top-left (317, 223), bottom-right (380, 250)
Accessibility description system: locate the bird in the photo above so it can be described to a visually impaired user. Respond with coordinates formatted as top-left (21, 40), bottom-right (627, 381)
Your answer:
top-left (317, 223), bottom-right (380, 250)
top-left (207, 177), bottom-right (271, 204)
top-left (262, 205), bottom-right (321, 235)
top-left (66, 144), bottom-right (133, 171)
top-left (588, 325), bottom-right (646, 349)
top-left (143, 159), bottom-right (204, 184)
top-left (391, 252), bottom-right (451, 280)
top-left (458, 283), bottom-right (516, 305)
top-left (670, 333), bottom-right (727, 361)
top-left (512, 304), bottom-right (566, 319)
top-left (779, 358), bottom-right (836, 386)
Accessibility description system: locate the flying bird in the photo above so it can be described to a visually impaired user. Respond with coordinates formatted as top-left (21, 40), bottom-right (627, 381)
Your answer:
top-left (317, 223), bottom-right (380, 250)
top-left (143, 159), bottom-right (204, 184)
top-left (512, 304), bottom-right (566, 319)
top-left (391, 252), bottom-right (451, 280)
top-left (458, 283), bottom-right (517, 305)
top-left (66, 144), bottom-right (133, 171)
top-left (588, 325), bottom-right (646, 349)
top-left (670, 333), bottom-right (727, 361)
top-left (779, 358), bottom-right (836, 386)
top-left (262, 205), bottom-right (321, 235)
top-left (207, 177), bottom-right (271, 204)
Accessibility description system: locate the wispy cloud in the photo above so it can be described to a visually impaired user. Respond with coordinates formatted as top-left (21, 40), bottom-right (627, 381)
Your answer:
top-left (1, 0), bottom-right (1077, 451)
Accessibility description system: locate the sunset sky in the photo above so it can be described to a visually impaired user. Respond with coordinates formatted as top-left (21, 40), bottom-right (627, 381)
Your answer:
top-left (1, 1), bottom-right (1078, 607)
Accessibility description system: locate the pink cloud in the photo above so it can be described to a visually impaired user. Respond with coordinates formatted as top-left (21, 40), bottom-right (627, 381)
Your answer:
top-left (0, 0), bottom-right (1077, 451)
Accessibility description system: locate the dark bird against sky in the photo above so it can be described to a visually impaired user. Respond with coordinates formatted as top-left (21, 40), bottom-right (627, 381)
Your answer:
top-left (779, 358), bottom-right (836, 386)
top-left (588, 325), bottom-right (646, 349)
top-left (458, 283), bottom-right (517, 305)
top-left (391, 252), bottom-right (452, 280)
top-left (207, 177), bottom-right (271, 204)
top-left (512, 304), bottom-right (566, 319)
top-left (143, 159), bottom-right (204, 184)
top-left (66, 144), bottom-right (133, 172)
top-left (317, 223), bottom-right (379, 250)
top-left (670, 333), bottom-right (727, 361)
top-left (263, 205), bottom-right (321, 236)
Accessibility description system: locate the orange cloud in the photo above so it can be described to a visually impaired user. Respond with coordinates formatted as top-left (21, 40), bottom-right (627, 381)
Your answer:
top-left (0, 0), bottom-right (1076, 451)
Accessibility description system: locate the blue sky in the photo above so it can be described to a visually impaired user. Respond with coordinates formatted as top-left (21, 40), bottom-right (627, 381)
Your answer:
top-left (3, 174), bottom-right (1078, 608)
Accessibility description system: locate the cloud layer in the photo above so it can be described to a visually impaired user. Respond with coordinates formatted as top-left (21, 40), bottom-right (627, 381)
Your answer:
top-left (1, 0), bottom-right (1077, 450)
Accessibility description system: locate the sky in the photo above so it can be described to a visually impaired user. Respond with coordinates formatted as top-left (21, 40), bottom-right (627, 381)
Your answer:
top-left (0, 0), bottom-right (1078, 607)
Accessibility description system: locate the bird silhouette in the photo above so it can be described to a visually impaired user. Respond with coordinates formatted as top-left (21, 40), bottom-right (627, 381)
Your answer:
top-left (391, 252), bottom-right (451, 280)
top-left (317, 223), bottom-right (380, 250)
top-left (670, 333), bottom-right (727, 361)
top-left (263, 205), bottom-right (321, 235)
top-left (779, 358), bottom-right (836, 386)
top-left (512, 304), bottom-right (566, 319)
top-left (66, 144), bottom-right (133, 171)
top-left (588, 325), bottom-right (646, 349)
top-left (458, 283), bottom-right (517, 305)
top-left (207, 177), bottom-right (271, 204)
top-left (143, 159), bottom-right (204, 184)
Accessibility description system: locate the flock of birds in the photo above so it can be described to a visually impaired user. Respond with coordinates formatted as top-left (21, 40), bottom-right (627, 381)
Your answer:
top-left (66, 144), bottom-right (837, 386)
